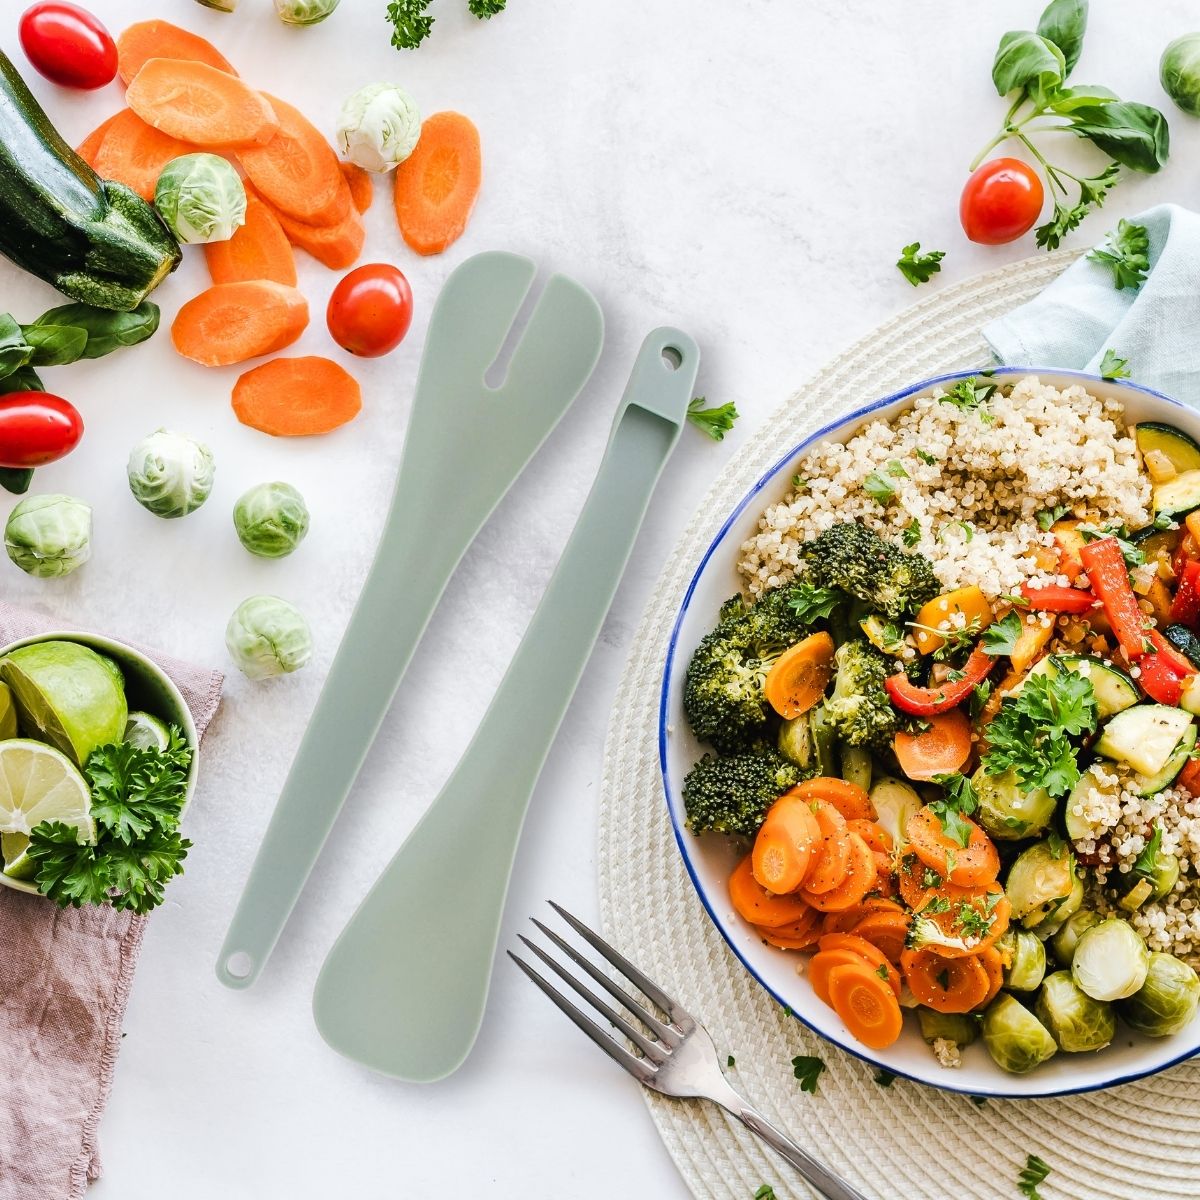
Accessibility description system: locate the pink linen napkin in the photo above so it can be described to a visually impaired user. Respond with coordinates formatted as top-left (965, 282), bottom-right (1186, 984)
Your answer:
top-left (0, 602), bottom-right (222, 1200)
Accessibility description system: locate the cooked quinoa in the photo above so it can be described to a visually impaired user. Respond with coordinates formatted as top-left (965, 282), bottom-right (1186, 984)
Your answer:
top-left (739, 376), bottom-right (1151, 600)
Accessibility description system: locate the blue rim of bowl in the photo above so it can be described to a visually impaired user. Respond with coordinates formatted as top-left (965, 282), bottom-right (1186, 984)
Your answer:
top-left (658, 365), bottom-right (1200, 1099)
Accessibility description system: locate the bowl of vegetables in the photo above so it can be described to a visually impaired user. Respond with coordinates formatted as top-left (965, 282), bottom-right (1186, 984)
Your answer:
top-left (0, 631), bottom-right (198, 914)
top-left (661, 367), bottom-right (1200, 1097)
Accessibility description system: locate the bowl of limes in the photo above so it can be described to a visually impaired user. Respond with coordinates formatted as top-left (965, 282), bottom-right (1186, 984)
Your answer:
top-left (0, 632), bottom-right (199, 908)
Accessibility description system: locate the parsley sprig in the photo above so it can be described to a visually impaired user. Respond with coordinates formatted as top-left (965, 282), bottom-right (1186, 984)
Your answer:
top-left (1133, 822), bottom-right (1164, 879)
top-left (930, 772), bottom-right (980, 846)
top-left (1100, 348), bottom-right (1131, 380)
top-left (1017, 1153), bottom-right (1052, 1199)
top-left (1088, 218), bottom-right (1150, 290)
top-left (687, 397), bottom-right (739, 442)
top-left (982, 610), bottom-right (1024, 657)
top-left (939, 377), bottom-right (997, 421)
top-left (791, 1054), bottom-right (826, 1093)
top-left (897, 242), bottom-right (945, 286)
top-left (788, 582), bottom-right (846, 625)
top-left (387, 0), bottom-right (507, 50)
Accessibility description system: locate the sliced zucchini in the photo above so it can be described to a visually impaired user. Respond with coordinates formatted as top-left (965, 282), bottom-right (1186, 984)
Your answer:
top-left (1153, 468), bottom-right (1200, 517)
top-left (1119, 878), bottom-right (1155, 912)
top-left (1093, 704), bottom-right (1195, 777)
top-left (1182, 674), bottom-right (1200, 717)
top-left (1023, 654), bottom-right (1138, 719)
top-left (1163, 624), bottom-right (1200, 669)
top-left (1136, 422), bottom-right (1200, 475)
top-left (1130, 722), bottom-right (1196, 795)
top-left (869, 775), bottom-right (922, 847)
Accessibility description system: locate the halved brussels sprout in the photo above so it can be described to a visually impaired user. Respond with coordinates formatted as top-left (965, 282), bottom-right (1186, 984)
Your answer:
top-left (917, 1007), bottom-right (978, 1047)
top-left (971, 766), bottom-right (1055, 840)
top-left (4, 494), bottom-right (91, 578)
top-left (1005, 839), bottom-right (1076, 926)
top-left (1000, 928), bottom-right (1046, 991)
top-left (1072, 918), bottom-right (1150, 1002)
top-left (870, 776), bottom-right (922, 848)
top-left (155, 153), bottom-right (247, 244)
top-left (1049, 908), bottom-right (1102, 968)
top-left (1034, 970), bottom-right (1116, 1052)
top-left (1118, 951), bottom-right (1200, 1037)
top-left (777, 712), bottom-right (813, 768)
top-left (981, 994), bottom-right (1058, 1074)
top-left (1030, 867), bottom-right (1083, 937)
top-left (336, 82), bottom-right (421, 173)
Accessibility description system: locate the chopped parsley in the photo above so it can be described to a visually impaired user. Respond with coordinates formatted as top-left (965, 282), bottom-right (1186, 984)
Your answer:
top-left (864, 468), bottom-right (898, 504)
top-left (1037, 504), bottom-right (1070, 531)
top-left (896, 242), bottom-right (945, 286)
top-left (727, 1054), bottom-right (736, 1068)
top-left (1088, 219), bottom-right (1150, 291)
top-left (1133, 822), bottom-right (1164, 880)
top-left (875, 963), bottom-right (891, 981)
top-left (873, 1069), bottom-right (897, 1087)
top-left (915, 448), bottom-right (938, 465)
top-left (788, 582), bottom-right (846, 624)
top-left (754, 1187), bottom-right (777, 1200)
top-left (687, 397), bottom-right (739, 441)
top-left (939, 519), bottom-right (975, 543)
top-left (1017, 1154), bottom-right (1052, 1199)
top-left (1099, 348), bottom-right (1131, 380)
top-left (929, 772), bottom-right (980, 847)
top-left (902, 518), bottom-right (922, 547)
top-left (791, 1054), bottom-right (825, 1094)
top-left (939, 377), bottom-right (996, 421)
top-left (982, 610), bottom-right (1024, 657)
top-left (969, 679), bottom-right (992, 720)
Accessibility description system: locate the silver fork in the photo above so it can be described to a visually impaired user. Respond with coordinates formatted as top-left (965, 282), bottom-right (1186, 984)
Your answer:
top-left (509, 903), bottom-right (870, 1200)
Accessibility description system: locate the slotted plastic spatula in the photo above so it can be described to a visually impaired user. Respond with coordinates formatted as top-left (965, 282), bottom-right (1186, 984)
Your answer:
top-left (312, 327), bottom-right (699, 1081)
top-left (217, 251), bottom-right (604, 989)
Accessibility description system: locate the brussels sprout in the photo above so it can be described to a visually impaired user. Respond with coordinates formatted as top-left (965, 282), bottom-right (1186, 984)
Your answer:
top-left (981, 994), bottom-right (1058, 1074)
top-left (971, 766), bottom-right (1055, 840)
top-left (1049, 908), bottom-right (1102, 968)
top-left (1030, 867), bottom-right (1084, 937)
top-left (917, 1007), bottom-right (978, 1047)
top-left (4, 494), bottom-right (91, 578)
top-left (1118, 951), bottom-right (1200, 1037)
top-left (233, 482), bottom-right (310, 559)
top-left (274, 0), bottom-right (339, 23)
top-left (777, 712), bottom-right (812, 768)
top-left (1005, 838), bottom-right (1076, 926)
top-left (1162, 34), bottom-right (1200, 117)
top-left (336, 83), bottom-right (422, 173)
top-left (1000, 928), bottom-right (1046, 992)
top-left (869, 775), bottom-right (922, 847)
top-left (1072, 917), bottom-right (1150, 1001)
top-left (127, 430), bottom-right (215, 519)
top-left (195, 0), bottom-right (238, 10)
top-left (1149, 851), bottom-right (1181, 902)
top-left (1034, 970), bottom-right (1116, 1052)
top-left (225, 595), bottom-right (312, 680)
top-left (154, 153), bottom-right (247, 245)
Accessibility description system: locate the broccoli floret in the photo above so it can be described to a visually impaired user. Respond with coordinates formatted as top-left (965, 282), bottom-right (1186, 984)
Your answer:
top-left (682, 591), bottom-right (812, 753)
top-left (823, 639), bottom-right (899, 753)
top-left (682, 748), bottom-right (804, 837)
top-left (800, 522), bottom-right (938, 619)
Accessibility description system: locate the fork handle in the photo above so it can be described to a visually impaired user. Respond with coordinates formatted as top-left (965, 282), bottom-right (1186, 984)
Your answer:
top-left (732, 1103), bottom-right (870, 1200)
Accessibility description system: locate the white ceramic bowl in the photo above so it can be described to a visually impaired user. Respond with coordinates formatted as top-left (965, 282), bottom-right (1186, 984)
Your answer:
top-left (660, 367), bottom-right (1200, 1098)
top-left (0, 630), bottom-right (199, 898)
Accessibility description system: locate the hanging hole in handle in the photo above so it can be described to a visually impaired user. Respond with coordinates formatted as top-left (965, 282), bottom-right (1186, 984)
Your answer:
top-left (661, 345), bottom-right (683, 371)
top-left (225, 950), bottom-right (254, 980)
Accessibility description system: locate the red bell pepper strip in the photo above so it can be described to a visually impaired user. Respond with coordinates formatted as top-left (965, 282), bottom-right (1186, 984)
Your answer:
top-left (1147, 628), bottom-right (1197, 677)
top-left (1178, 755), bottom-right (1200, 796)
top-left (885, 644), bottom-right (996, 716)
top-left (1171, 560), bottom-right (1200, 627)
top-left (1137, 652), bottom-right (1188, 706)
top-left (1019, 582), bottom-right (1098, 614)
top-left (1077, 536), bottom-right (1150, 660)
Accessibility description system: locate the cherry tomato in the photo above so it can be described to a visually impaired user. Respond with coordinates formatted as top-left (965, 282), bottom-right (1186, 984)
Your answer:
top-left (0, 392), bottom-right (84, 468)
top-left (959, 157), bottom-right (1045, 245)
top-left (19, 2), bottom-right (117, 90)
top-left (326, 264), bottom-right (414, 358)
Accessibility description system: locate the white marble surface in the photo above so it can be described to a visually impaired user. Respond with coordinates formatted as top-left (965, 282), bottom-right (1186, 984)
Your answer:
top-left (3, 1), bottom-right (1200, 1195)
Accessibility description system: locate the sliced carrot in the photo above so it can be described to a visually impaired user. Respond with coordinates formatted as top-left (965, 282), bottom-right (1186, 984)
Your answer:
top-left (393, 111), bottom-right (482, 256)
top-left (912, 586), bottom-right (993, 655)
top-left (126, 59), bottom-right (278, 150)
top-left (906, 806), bottom-right (999, 888)
top-left (75, 112), bottom-right (122, 168)
top-left (798, 800), bottom-right (851, 894)
top-left (791, 776), bottom-right (875, 822)
top-left (873, 854), bottom-right (899, 899)
top-left (801, 833), bottom-right (877, 911)
top-left (728, 855), bottom-right (814, 930)
top-left (273, 202), bottom-right (365, 270)
top-left (92, 108), bottom-right (194, 202)
top-left (901, 946), bottom-right (990, 1014)
top-left (893, 707), bottom-right (973, 781)
top-left (340, 161), bottom-right (374, 213)
top-left (976, 945), bottom-right (1005, 1008)
top-left (752, 791), bottom-right (822, 895)
top-left (850, 910), bottom-right (911, 962)
top-left (911, 881), bottom-right (1011, 959)
top-left (204, 195), bottom-right (297, 287)
top-left (822, 907), bottom-right (867, 935)
top-left (232, 356), bottom-right (361, 438)
top-left (847, 819), bottom-right (892, 857)
top-left (809, 948), bottom-right (873, 1007)
top-left (239, 95), bottom-right (348, 224)
top-left (755, 907), bottom-right (822, 950)
top-left (816, 933), bottom-right (901, 999)
top-left (899, 852), bottom-right (941, 908)
top-left (764, 631), bottom-right (834, 719)
top-left (827, 962), bottom-right (904, 1049)
top-left (117, 20), bottom-right (237, 86)
top-left (172, 281), bottom-right (307, 367)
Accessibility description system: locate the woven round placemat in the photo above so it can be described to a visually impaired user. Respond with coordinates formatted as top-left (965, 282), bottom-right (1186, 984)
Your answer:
top-left (597, 249), bottom-right (1200, 1200)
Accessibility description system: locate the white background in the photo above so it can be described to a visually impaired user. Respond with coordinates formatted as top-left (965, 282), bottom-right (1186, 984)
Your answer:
top-left (2, 1), bottom-right (1200, 1195)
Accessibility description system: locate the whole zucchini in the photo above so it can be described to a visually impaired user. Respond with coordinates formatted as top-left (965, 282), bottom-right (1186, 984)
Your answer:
top-left (0, 51), bottom-right (181, 312)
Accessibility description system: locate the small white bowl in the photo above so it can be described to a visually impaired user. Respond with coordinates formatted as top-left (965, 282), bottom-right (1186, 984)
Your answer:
top-left (659, 367), bottom-right (1200, 1098)
top-left (0, 630), bottom-right (199, 898)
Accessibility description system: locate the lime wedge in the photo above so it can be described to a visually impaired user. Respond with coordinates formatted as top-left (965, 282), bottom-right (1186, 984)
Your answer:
top-left (0, 682), bottom-right (16, 741)
top-left (124, 711), bottom-right (170, 752)
top-left (0, 740), bottom-right (92, 861)
top-left (2, 831), bottom-right (34, 880)
top-left (0, 641), bottom-right (127, 767)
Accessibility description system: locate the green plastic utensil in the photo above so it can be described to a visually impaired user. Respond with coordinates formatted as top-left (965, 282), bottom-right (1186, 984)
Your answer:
top-left (217, 252), bottom-right (604, 989)
top-left (312, 327), bottom-right (699, 1081)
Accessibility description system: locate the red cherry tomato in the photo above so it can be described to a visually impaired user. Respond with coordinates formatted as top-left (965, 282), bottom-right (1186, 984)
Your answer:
top-left (326, 264), bottom-right (414, 358)
top-left (960, 157), bottom-right (1045, 245)
top-left (0, 392), bottom-right (84, 468)
top-left (18, 2), bottom-right (117, 90)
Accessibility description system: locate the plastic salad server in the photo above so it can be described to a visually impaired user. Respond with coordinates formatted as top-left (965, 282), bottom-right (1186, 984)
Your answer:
top-left (217, 251), bottom-right (604, 989)
top-left (312, 327), bottom-right (699, 1081)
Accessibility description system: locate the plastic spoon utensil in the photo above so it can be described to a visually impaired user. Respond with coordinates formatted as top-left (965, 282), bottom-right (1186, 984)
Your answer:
top-left (217, 251), bottom-right (604, 990)
top-left (312, 327), bottom-right (699, 1081)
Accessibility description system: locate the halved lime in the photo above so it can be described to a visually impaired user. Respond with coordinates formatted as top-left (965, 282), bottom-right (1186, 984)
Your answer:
top-left (2, 832), bottom-right (34, 880)
top-left (123, 711), bottom-right (170, 752)
top-left (0, 641), bottom-right (127, 767)
top-left (0, 740), bottom-right (92, 864)
top-left (0, 682), bottom-right (16, 741)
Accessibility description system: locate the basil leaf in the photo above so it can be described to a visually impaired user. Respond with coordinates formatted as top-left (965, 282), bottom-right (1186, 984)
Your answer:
top-left (993, 30), bottom-right (1065, 104)
top-left (23, 324), bottom-right (89, 367)
top-left (0, 468), bottom-right (34, 495)
top-left (27, 301), bottom-right (161, 359)
top-left (1067, 101), bottom-right (1170, 172)
top-left (0, 314), bottom-right (34, 381)
top-left (1047, 83), bottom-right (1117, 113)
top-left (0, 364), bottom-right (44, 394)
top-left (1036, 0), bottom-right (1088, 76)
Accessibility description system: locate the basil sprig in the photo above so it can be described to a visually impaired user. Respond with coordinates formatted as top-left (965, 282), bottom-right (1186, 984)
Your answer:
top-left (0, 300), bottom-right (159, 380)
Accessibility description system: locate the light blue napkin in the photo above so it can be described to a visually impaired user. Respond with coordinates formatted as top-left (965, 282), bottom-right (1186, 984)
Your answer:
top-left (983, 203), bottom-right (1200, 406)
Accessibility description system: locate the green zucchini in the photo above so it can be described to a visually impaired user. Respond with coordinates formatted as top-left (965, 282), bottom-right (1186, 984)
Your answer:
top-left (1163, 624), bottom-right (1200, 669)
top-left (1136, 422), bottom-right (1200, 474)
top-left (0, 50), bottom-right (180, 311)
top-left (1153, 468), bottom-right (1200, 517)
